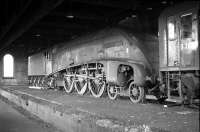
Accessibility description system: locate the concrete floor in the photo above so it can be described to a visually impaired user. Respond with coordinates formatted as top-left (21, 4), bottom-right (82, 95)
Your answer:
top-left (0, 99), bottom-right (60, 132)
top-left (0, 86), bottom-right (199, 132)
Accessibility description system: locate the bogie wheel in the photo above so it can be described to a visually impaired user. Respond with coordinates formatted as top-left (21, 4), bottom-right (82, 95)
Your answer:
top-left (63, 76), bottom-right (74, 93)
top-left (129, 82), bottom-right (144, 103)
top-left (33, 77), bottom-right (37, 86)
top-left (107, 84), bottom-right (118, 100)
top-left (74, 77), bottom-right (88, 95)
top-left (89, 78), bottom-right (106, 98)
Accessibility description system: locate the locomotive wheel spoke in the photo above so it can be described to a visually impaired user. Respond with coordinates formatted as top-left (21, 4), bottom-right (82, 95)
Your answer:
top-left (129, 82), bottom-right (144, 103)
top-left (107, 84), bottom-right (118, 100)
top-left (89, 78), bottom-right (106, 98)
top-left (74, 77), bottom-right (88, 95)
top-left (63, 76), bottom-right (74, 93)
top-left (33, 77), bottom-right (37, 86)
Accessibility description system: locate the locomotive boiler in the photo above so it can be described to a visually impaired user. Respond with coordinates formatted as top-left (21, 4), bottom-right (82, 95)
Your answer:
top-left (28, 28), bottom-right (158, 103)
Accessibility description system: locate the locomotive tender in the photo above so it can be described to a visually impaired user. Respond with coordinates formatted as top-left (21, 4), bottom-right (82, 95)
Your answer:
top-left (28, 2), bottom-right (199, 103)
top-left (158, 1), bottom-right (199, 103)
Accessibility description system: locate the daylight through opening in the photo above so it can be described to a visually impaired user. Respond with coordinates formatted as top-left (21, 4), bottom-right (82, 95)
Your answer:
top-left (3, 54), bottom-right (14, 77)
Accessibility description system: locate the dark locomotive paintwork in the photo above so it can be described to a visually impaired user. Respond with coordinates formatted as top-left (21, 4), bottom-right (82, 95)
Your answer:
top-left (28, 28), bottom-right (159, 83)
top-left (50, 29), bottom-right (158, 75)
top-left (28, 28), bottom-right (158, 102)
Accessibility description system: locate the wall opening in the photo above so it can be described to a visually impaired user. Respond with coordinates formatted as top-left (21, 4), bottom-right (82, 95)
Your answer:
top-left (3, 54), bottom-right (14, 78)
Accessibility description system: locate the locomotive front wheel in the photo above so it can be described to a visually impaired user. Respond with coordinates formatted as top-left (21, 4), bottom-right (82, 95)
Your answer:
top-left (74, 77), bottom-right (88, 95)
top-left (63, 76), bottom-right (74, 93)
top-left (89, 79), bottom-right (106, 98)
top-left (107, 84), bottom-right (118, 100)
top-left (129, 82), bottom-right (144, 103)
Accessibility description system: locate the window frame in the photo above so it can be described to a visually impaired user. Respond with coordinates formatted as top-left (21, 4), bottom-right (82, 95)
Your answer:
top-left (167, 16), bottom-right (176, 41)
top-left (2, 54), bottom-right (15, 79)
top-left (180, 12), bottom-right (193, 40)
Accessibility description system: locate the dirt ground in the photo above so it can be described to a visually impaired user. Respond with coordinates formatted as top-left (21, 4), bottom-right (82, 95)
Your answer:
top-left (0, 86), bottom-right (199, 132)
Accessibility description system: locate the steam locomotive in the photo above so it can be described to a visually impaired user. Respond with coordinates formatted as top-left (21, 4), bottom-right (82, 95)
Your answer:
top-left (28, 2), bottom-right (199, 103)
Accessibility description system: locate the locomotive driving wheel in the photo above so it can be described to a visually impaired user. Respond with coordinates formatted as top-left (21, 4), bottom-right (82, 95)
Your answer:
top-left (107, 84), bottom-right (118, 100)
top-left (89, 78), bottom-right (106, 98)
top-left (63, 76), bottom-right (74, 93)
top-left (129, 82), bottom-right (144, 103)
top-left (74, 76), bottom-right (88, 95)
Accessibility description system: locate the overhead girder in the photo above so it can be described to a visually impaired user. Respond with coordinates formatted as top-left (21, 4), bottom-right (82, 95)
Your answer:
top-left (34, 20), bottom-right (105, 30)
top-left (71, 0), bottom-right (137, 9)
top-left (49, 11), bottom-right (108, 21)
top-left (0, 0), bottom-right (64, 51)
top-left (0, 0), bottom-right (32, 41)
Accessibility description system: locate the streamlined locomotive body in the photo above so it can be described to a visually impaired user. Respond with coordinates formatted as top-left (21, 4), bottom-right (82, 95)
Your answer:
top-left (28, 28), bottom-right (158, 103)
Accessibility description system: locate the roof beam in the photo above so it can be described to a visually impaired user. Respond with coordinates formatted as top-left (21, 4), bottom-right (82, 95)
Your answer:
top-left (34, 20), bottom-right (105, 29)
top-left (71, 0), bottom-right (137, 9)
top-left (0, 0), bottom-right (64, 51)
top-left (0, 0), bottom-right (32, 41)
top-left (49, 11), bottom-right (107, 21)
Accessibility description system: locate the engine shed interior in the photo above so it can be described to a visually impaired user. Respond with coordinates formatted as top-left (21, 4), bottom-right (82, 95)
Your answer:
top-left (0, 0), bottom-right (199, 104)
top-left (0, 1), bottom-right (199, 132)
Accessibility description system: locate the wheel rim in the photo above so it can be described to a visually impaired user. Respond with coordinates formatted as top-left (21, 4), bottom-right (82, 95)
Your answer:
top-left (74, 77), bottom-right (88, 95)
top-left (107, 84), bottom-right (118, 100)
top-left (63, 76), bottom-right (74, 93)
top-left (89, 79), bottom-right (106, 98)
top-left (129, 82), bottom-right (144, 103)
